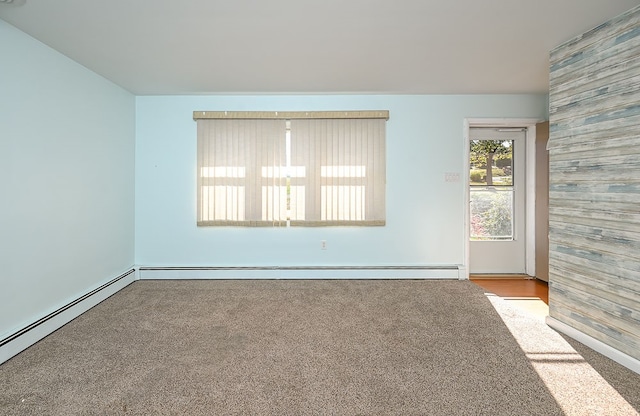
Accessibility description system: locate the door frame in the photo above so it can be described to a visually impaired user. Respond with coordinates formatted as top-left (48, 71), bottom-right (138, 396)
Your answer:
top-left (461, 118), bottom-right (543, 280)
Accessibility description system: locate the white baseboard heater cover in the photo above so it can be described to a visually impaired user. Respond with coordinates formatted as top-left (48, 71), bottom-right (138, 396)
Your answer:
top-left (138, 266), bottom-right (462, 280)
top-left (0, 269), bottom-right (136, 365)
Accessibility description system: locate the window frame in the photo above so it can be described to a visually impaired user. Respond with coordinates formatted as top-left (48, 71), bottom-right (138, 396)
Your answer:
top-left (194, 111), bottom-right (389, 227)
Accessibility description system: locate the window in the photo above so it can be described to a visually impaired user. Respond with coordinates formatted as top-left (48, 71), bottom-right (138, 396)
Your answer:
top-left (469, 129), bottom-right (518, 240)
top-left (197, 118), bottom-right (287, 226)
top-left (195, 111), bottom-right (388, 227)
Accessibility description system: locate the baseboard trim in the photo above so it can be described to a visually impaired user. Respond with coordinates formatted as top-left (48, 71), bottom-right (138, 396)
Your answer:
top-left (138, 265), bottom-right (461, 280)
top-left (469, 274), bottom-right (532, 280)
top-left (0, 268), bottom-right (136, 365)
top-left (546, 316), bottom-right (640, 375)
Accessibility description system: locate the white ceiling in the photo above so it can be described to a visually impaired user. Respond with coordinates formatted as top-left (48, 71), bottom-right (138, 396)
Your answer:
top-left (1, 0), bottom-right (638, 95)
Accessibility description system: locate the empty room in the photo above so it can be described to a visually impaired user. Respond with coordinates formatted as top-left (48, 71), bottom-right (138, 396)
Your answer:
top-left (1, 1), bottom-right (639, 414)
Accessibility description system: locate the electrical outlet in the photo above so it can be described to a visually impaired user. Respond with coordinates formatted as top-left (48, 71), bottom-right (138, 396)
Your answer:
top-left (321, 240), bottom-right (327, 250)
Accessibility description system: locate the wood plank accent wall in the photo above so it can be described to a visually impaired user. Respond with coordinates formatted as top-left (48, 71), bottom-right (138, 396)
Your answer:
top-left (548, 5), bottom-right (640, 361)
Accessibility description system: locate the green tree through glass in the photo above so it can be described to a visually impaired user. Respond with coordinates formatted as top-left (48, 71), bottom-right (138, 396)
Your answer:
top-left (470, 140), bottom-right (512, 186)
top-left (470, 139), bottom-right (514, 240)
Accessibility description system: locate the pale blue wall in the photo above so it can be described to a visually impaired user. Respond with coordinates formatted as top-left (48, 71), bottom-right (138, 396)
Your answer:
top-left (0, 17), bottom-right (547, 339)
top-left (135, 94), bottom-right (547, 267)
top-left (0, 20), bottom-right (136, 338)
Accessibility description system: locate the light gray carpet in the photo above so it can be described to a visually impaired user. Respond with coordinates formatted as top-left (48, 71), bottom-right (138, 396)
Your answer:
top-left (0, 280), bottom-right (637, 415)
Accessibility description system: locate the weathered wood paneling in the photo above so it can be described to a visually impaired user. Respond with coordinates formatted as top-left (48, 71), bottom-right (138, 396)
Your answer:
top-left (548, 5), bottom-right (640, 362)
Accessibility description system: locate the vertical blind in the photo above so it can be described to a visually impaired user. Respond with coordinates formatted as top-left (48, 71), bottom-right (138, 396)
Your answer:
top-left (197, 119), bottom-right (287, 226)
top-left (195, 111), bottom-right (387, 227)
top-left (290, 118), bottom-right (386, 226)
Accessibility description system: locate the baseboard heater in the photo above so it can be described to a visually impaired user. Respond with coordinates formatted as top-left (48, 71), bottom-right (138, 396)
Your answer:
top-left (0, 268), bottom-right (136, 365)
top-left (138, 265), bottom-right (461, 280)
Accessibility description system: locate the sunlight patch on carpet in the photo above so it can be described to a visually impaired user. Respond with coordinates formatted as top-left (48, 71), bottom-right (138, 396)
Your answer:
top-left (486, 294), bottom-right (638, 416)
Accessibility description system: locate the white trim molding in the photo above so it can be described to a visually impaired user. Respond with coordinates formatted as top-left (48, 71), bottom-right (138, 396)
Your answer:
top-left (0, 268), bottom-right (136, 365)
top-left (137, 265), bottom-right (461, 280)
top-left (463, 118), bottom-right (543, 277)
top-left (547, 316), bottom-right (640, 375)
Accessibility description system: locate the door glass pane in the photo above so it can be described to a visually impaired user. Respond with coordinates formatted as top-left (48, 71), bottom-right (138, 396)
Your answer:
top-left (470, 140), bottom-right (513, 186)
top-left (470, 187), bottom-right (513, 240)
top-left (470, 139), bottom-right (514, 241)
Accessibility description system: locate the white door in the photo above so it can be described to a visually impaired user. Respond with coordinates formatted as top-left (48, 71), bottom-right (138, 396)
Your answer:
top-left (469, 128), bottom-right (526, 274)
